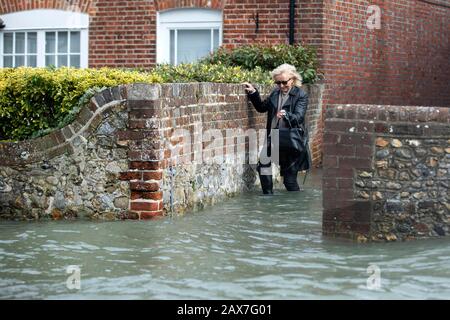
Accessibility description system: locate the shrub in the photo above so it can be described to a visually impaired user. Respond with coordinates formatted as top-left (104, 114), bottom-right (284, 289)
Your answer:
top-left (0, 67), bottom-right (162, 140)
top-left (201, 44), bottom-right (319, 84)
top-left (153, 63), bottom-right (270, 84)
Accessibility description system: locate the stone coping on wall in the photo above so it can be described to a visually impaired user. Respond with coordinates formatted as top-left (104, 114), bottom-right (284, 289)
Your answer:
top-left (322, 104), bottom-right (450, 242)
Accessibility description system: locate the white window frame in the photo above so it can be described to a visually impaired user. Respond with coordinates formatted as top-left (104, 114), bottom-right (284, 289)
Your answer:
top-left (157, 8), bottom-right (223, 64)
top-left (1, 31), bottom-right (39, 67)
top-left (0, 9), bottom-right (89, 68)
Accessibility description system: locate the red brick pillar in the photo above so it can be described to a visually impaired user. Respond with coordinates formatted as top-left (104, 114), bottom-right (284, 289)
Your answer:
top-left (118, 84), bottom-right (164, 219)
top-left (322, 105), bottom-right (374, 240)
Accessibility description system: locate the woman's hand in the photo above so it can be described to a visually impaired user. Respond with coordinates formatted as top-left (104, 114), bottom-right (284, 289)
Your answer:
top-left (242, 82), bottom-right (256, 94)
top-left (277, 110), bottom-right (286, 119)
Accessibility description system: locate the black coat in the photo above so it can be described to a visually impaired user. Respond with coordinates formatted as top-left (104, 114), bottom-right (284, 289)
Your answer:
top-left (247, 85), bottom-right (311, 172)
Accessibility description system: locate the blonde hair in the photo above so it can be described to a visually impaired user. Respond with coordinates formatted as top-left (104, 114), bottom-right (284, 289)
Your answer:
top-left (270, 63), bottom-right (303, 87)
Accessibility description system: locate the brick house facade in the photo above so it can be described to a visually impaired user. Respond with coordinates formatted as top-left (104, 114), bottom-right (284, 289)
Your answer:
top-left (1, 0), bottom-right (449, 165)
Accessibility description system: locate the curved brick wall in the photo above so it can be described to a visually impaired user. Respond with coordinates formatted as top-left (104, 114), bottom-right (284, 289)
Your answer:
top-left (0, 86), bottom-right (135, 220)
top-left (322, 104), bottom-right (450, 242)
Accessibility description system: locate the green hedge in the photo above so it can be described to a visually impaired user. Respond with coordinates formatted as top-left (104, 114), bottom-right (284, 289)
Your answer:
top-left (201, 44), bottom-right (319, 84)
top-left (153, 63), bottom-right (270, 84)
top-left (0, 65), bottom-right (270, 141)
top-left (0, 68), bottom-right (160, 140)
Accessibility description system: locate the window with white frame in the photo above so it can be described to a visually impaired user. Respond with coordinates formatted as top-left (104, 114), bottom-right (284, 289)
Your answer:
top-left (157, 9), bottom-right (222, 64)
top-left (2, 31), bottom-right (38, 67)
top-left (0, 9), bottom-right (88, 68)
top-left (44, 31), bottom-right (82, 67)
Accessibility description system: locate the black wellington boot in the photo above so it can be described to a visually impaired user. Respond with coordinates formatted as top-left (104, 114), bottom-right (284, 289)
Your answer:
top-left (257, 161), bottom-right (273, 195)
top-left (259, 173), bottom-right (273, 195)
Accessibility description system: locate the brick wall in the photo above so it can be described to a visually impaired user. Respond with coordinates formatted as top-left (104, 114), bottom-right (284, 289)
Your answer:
top-left (0, 0), bottom-right (93, 13)
top-left (88, 1), bottom-right (157, 68)
top-left (222, 0), bottom-right (294, 47)
top-left (300, 0), bottom-right (450, 165)
top-left (123, 83), bottom-right (323, 215)
top-left (0, 82), bottom-right (324, 220)
top-left (297, 0), bottom-right (324, 49)
top-left (323, 104), bottom-right (450, 241)
top-left (315, 0), bottom-right (450, 107)
top-left (158, 83), bottom-right (266, 213)
top-left (154, 0), bottom-right (225, 11)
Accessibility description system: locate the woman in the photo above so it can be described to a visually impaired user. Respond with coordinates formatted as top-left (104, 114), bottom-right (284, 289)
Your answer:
top-left (243, 63), bottom-right (311, 194)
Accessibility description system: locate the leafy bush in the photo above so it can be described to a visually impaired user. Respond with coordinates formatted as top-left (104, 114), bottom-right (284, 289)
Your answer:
top-left (0, 65), bottom-right (270, 141)
top-left (0, 67), bottom-right (162, 140)
top-left (201, 44), bottom-right (319, 84)
top-left (153, 63), bottom-right (270, 85)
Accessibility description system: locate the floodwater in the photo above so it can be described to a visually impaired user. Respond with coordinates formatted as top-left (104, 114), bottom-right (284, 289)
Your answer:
top-left (1, 169), bottom-right (450, 299)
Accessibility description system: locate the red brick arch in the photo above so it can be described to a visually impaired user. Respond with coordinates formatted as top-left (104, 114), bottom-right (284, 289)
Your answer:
top-left (154, 0), bottom-right (225, 12)
top-left (0, 0), bottom-right (93, 14)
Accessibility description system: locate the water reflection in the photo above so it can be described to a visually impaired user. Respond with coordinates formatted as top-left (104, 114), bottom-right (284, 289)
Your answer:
top-left (0, 169), bottom-right (450, 299)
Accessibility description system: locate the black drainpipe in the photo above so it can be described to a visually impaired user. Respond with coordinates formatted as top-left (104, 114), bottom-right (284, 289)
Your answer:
top-left (289, 0), bottom-right (296, 45)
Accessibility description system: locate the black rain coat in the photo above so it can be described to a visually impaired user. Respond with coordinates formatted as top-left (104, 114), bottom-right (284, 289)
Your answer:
top-left (247, 85), bottom-right (311, 173)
